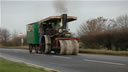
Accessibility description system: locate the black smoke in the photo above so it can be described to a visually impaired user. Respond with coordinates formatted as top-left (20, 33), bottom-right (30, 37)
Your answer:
top-left (53, 0), bottom-right (68, 14)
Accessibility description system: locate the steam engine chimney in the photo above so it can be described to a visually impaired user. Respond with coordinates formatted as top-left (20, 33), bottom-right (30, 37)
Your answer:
top-left (61, 14), bottom-right (67, 29)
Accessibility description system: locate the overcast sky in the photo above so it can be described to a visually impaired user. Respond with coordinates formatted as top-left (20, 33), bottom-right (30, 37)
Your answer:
top-left (1, 0), bottom-right (128, 35)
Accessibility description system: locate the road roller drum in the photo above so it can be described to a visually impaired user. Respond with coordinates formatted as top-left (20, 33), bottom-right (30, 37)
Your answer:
top-left (59, 40), bottom-right (79, 55)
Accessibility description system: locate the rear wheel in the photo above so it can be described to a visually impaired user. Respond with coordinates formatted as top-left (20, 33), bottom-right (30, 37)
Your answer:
top-left (44, 35), bottom-right (51, 54)
top-left (35, 45), bottom-right (39, 54)
top-left (40, 35), bottom-right (51, 54)
top-left (29, 44), bottom-right (33, 53)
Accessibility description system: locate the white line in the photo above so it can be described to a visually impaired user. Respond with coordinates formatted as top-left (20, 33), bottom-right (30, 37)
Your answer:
top-left (84, 59), bottom-right (125, 66)
top-left (53, 56), bottom-right (72, 59)
top-left (43, 55), bottom-right (46, 56)
top-left (35, 54), bottom-right (46, 56)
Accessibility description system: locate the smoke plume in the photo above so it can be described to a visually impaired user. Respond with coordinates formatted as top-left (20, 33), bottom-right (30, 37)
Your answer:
top-left (54, 0), bottom-right (68, 14)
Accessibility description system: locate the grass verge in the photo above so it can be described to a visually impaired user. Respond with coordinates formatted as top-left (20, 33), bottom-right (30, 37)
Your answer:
top-left (0, 45), bottom-right (28, 49)
top-left (79, 48), bottom-right (128, 56)
top-left (0, 58), bottom-right (49, 72)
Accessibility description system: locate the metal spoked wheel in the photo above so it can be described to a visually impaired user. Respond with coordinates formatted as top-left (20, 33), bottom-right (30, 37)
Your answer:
top-left (43, 35), bottom-right (51, 54)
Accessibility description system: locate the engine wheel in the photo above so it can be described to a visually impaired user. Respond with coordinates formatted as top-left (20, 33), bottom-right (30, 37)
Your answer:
top-left (40, 35), bottom-right (51, 54)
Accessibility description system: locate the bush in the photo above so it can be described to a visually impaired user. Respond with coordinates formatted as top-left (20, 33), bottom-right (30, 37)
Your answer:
top-left (78, 15), bottom-right (128, 51)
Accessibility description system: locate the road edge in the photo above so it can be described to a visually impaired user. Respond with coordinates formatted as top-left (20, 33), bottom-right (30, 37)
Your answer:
top-left (0, 55), bottom-right (60, 72)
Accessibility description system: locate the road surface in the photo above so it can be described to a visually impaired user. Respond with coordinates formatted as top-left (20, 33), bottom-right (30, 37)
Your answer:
top-left (0, 48), bottom-right (128, 72)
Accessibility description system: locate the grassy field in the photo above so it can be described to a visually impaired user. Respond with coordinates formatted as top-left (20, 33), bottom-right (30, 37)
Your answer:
top-left (0, 58), bottom-right (49, 72)
top-left (79, 48), bottom-right (128, 56)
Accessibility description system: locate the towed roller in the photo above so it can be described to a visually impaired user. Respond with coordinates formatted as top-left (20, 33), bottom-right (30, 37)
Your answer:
top-left (59, 40), bottom-right (79, 55)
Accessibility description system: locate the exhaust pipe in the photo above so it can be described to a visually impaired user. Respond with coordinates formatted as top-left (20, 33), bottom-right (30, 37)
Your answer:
top-left (59, 14), bottom-right (69, 33)
top-left (62, 14), bottom-right (67, 29)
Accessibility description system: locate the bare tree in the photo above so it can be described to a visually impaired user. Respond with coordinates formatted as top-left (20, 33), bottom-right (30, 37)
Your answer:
top-left (0, 28), bottom-right (2, 41)
top-left (11, 30), bottom-right (21, 46)
top-left (0, 28), bottom-right (10, 42)
top-left (79, 17), bottom-right (107, 36)
top-left (104, 15), bottom-right (128, 33)
top-left (116, 14), bottom-right (128, 31)
top-left (0, 28), bottom-right (10, 46)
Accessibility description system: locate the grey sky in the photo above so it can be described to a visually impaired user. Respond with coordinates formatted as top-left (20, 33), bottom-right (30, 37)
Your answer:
top-left (1, 0), bottom-right (128, 35)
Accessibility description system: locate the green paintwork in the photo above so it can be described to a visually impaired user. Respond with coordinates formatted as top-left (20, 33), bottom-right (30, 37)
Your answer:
top-left (27, 22), bottom-right (40, 44)
top-left (26, 22), bottom-right (57, 45)
top-left (42, 22), bottom-right (46, 24)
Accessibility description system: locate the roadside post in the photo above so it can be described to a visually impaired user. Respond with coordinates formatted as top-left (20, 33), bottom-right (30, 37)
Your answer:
top-left (19, 32), bottom-right (24, 46)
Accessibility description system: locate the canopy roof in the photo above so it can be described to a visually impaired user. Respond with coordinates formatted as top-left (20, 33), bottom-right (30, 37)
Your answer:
top-left (39, 16), bottom-right (77, 24)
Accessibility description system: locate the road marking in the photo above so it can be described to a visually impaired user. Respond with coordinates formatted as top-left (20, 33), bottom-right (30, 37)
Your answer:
top-left (43, 54), bottom-right (46, 56)
top-left (53, 56), bottom-right (72, 59)
top-left (84, 59), bottom-right (125, 66)
top-left (34, 54), bottom-right (46, 56)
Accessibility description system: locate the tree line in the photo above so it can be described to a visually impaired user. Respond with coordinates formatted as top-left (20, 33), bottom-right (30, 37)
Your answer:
top-left (0, 28), bottom-right (27, 46)
top-left (78, 15), bottom-right (128, 51)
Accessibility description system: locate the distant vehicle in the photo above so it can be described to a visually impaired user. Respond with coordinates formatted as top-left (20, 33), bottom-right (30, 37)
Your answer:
top-left (26, 14), bottom-right (79, 55)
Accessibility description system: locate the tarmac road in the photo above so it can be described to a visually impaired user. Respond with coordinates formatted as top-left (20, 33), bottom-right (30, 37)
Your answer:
top-left (0, 48), bottom-right (128, 72)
